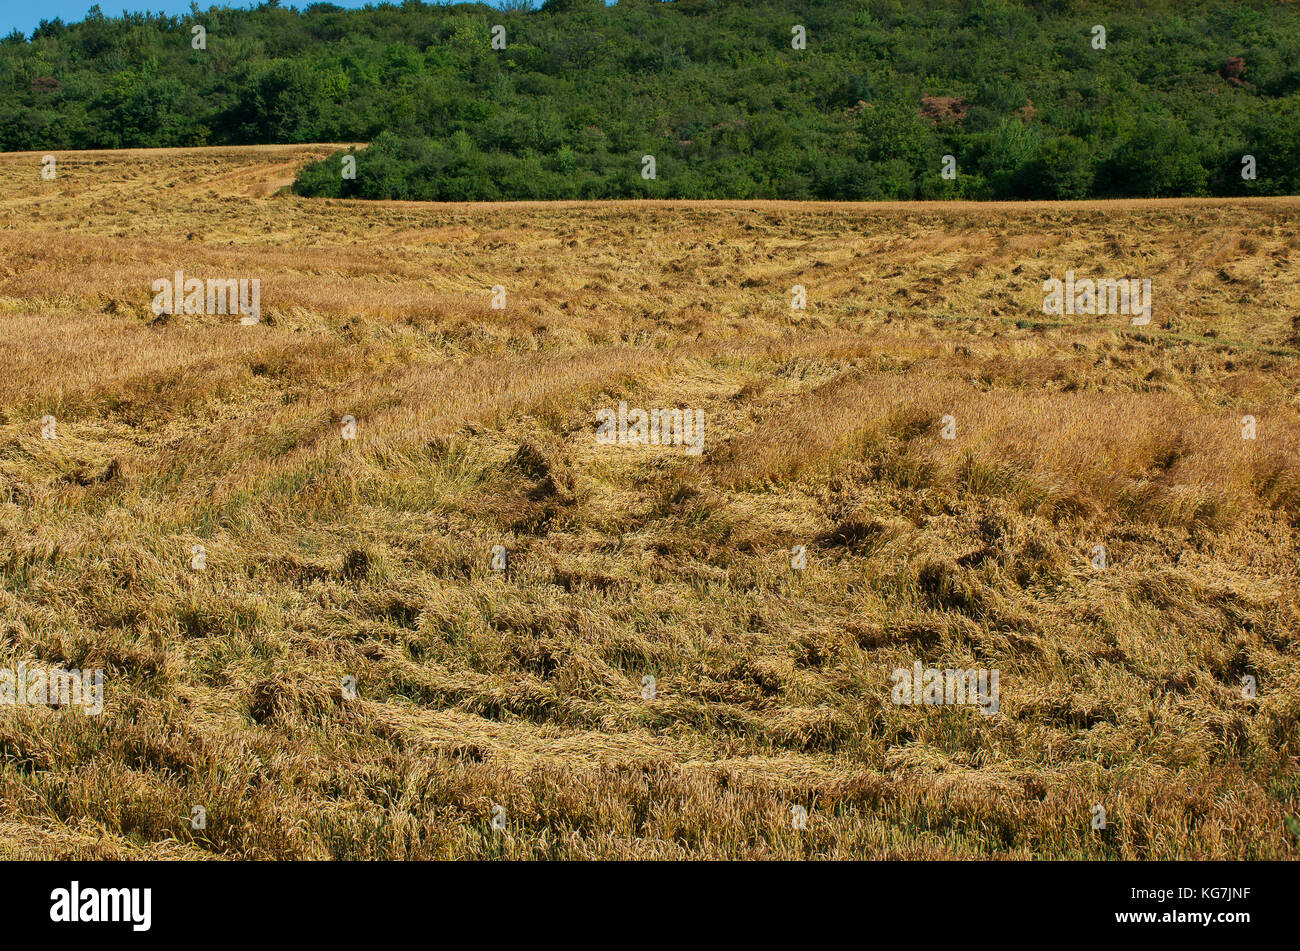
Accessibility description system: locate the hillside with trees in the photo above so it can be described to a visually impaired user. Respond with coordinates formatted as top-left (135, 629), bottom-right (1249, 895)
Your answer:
top-left (3, 0), bottom-right (1299, 200)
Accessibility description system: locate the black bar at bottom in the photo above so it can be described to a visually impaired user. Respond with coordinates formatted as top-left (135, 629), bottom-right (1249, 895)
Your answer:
top-left (0, 860), bottom-right (1282, 938)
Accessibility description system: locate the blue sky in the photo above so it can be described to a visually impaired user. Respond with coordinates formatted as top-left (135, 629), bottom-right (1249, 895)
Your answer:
top-left (0, 1), bottom-right (565, 38)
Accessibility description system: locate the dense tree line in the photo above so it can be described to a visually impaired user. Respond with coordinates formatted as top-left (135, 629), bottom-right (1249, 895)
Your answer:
top-left (3, 0), bottom-right (1299, 200)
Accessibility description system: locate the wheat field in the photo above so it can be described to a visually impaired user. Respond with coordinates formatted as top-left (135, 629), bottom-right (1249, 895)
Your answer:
top-left (0, 144), bottom-right (1297, 859)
